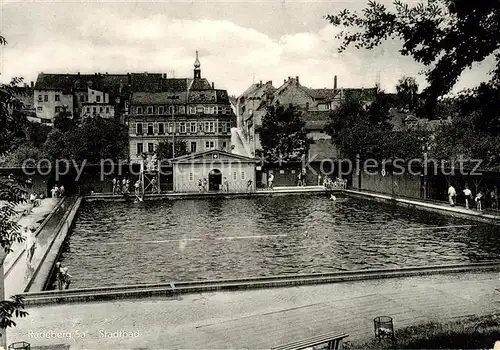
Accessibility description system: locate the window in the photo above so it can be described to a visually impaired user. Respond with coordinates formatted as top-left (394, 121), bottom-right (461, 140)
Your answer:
top-left (96, 96), bottom-right (101, 103)
top-left (233, 171), bottom-right (237, 180)
top-left (136, 123), bottom-right (143, 135)
top-left (137, 142), bottom-right (143, 155)
top-left (168, 123), bottom-right (173, 133)
top-left (93, 107), bottom-right (97, 113)
top-left (147, 106), bottom-right (153, 114)
top-left (100, 107), bottom-right (103, 113)
top-left (204, 121), bottom-right (215, 133)
top-left (87, 107), bottom-right (90, 113)
top-left (158, 123), bottom-right (165, 134)
top-left (37, 106), bottom-right (43, 111)
top-left (190, 142), bottom-right (197, 153)
top-left (205, 141), bottom-right (215, 150)
top-left (38, 95), bottom-right (42, 102)
top-left (105, 107), bottom-right (110, 113)
top-left (216, 106), bottom-right (223, 114)
top-left (225, 107), bottom-right (231, 115)
top-left (205, 106), bottom-right (215, 114)
top-left (44, 95), bottom-right (48, 102)
top-left (55, 106), bottom-right (60, 113)
top-left (147, 123), bottom-right (154, 135)
top-left (80, 95), bottom-right (84, 102)
top-left (196, 106), bottom-right (204, 114)
top-left (137, 107), bottom-right (143, 114)
top-left (241, 172), bottom-right (245, 180)
top-left (222, 141), bottom-right (227, 149)
top-left (85, 95), bottom-right (89, 102)
top-left (158, 106), bottom-right (164, 114)
top-left (179, 122), bottom-right (186, 133)
top-left (189, 173), bottom-right (194, 181)
top-left (179, 106), bottom-right (185, 114)
top-left (188, 106), bottom-right (196, 114)
top-left (190, 122), bottom-right (197, 133)
top-left (55, 95), bottom-right (60, 102)
top-left (222, 122), bottom-right (227, 133)
top-left (148, 143), bottom-right (154, 153)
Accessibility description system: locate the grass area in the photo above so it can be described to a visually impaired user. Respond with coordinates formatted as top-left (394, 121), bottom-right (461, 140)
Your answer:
top-left (345, 314), bottom-right (500, 349)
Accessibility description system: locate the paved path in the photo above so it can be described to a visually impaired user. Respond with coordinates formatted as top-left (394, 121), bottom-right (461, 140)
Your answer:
top-left (4, 198), bottom-right (72, 297)
top-left (8, 271), bottom-right (500, 349)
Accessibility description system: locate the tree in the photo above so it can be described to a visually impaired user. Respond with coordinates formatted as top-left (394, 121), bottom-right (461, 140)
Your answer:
top-left (396, 76), bottom-right (419, 112)
top-left (325, 89), bottom-right (429, 161)
top-left (156, 140), bottom-right (189, 160)
top-left (2, 144), bottom-right (48, 167)
top-left (53, 108), bottom-right (76, 133)
top-left (259, 104), bottom-right (310, 162)
top-left (44, 117), bottom-right (129, 164)
top-left (326, 0), bottom-right (500, 116)
top-left (0, 33), bottom-right (29, 348)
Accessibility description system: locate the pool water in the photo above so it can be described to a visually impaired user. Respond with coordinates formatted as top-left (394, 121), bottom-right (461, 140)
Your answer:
top-left (58, 195), bottom-right (500, 288)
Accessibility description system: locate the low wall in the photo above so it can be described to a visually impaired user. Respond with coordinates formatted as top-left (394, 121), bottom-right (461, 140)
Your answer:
top-left (26, 197), bottom-right (83, 292)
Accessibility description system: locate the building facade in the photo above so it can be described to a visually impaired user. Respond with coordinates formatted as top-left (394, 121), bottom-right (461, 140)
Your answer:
top-left (127, 52), bottom-right (236, 163)
top-left (172, 150), bottom-right (256, 193)
top-left (236, 75), bottom-right (377, 160)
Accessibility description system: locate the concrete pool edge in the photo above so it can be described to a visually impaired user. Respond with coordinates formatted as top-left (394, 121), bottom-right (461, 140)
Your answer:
top-left (25, 196), bottom-right (83, 293)
top-left (345, 189), bottom-right (500, 225)
top-left (18, 261), bottom-right (500, 305)
top-left (84, 186), bottom-right (333, 201)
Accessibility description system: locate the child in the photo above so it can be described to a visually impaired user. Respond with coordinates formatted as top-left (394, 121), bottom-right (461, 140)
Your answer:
top-left (475, 191), bottom-right (484, 211)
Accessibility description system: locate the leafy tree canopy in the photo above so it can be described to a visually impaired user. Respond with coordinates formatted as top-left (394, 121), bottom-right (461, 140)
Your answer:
top-left (259, 104), bottom-right (310, 162)
top-left (326, 0), bottom-right (500, 116)
top-left (156, 140), bottom-right (189, 160)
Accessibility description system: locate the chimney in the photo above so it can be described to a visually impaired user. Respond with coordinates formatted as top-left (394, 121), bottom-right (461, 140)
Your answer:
top-left (77, 72), bottom-right (80, 77)
top-left (127, 73), bottom-right (131, 85)
top-left (267, 80), bottom-right (272, 86)
top-left (211, 82), bottom-right (214, 89)
top-left (30, 81), bottom-right (34, 88)
top-left (24, 83), bottom-right (27, 88)
top-left (296, 76), bottom-right (299, 84)
top-left (334, 75), bottom-right (338, 90)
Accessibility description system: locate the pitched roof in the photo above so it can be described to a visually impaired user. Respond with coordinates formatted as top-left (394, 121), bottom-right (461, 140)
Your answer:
top-left (303, 88), bottom-right (339, 101)
top-left (172, 149), bottom-right (257, 163)
top-left (131, 92), bottom-right (187, 105)
top-left (189, 78), bottom-right (212, 91)
top-left (302, 110), bottom-right (331, 130)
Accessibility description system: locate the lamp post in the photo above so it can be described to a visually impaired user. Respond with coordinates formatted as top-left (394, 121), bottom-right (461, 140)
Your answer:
top-left (167, 95), bottom-right (179, 158)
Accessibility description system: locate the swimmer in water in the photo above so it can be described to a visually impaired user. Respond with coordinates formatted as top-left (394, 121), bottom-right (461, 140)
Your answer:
top-left (304, 230), bottom-right (310, 238)
top-left (330, 195), bottom-right (336, 201)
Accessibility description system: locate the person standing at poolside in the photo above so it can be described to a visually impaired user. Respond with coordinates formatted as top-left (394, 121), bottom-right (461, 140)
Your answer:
top-left (246, 179), bottom-right (253, 192)
top-left (112, 177), bottom-right (117, 194)
top-left (134, 179), bottom-right (141, 196)
top-left (297, 171), bottom-right (303, 187)
top-left (198, 179), bottom-right (203, 192)
top-left (223, 177), bottom-right (229, 192)
top-left (202, 178), bottom-right (208, 192)
top-left (25, 226), bottom-right (36, 261)
top-left (475, 191), bottom-right (484, 211)
top-left (268, 173), bottom-right (274, 190)
top-left (448, 184), bottom-right (456, 206)
top-left (463, 185), bottom-right (473, 210)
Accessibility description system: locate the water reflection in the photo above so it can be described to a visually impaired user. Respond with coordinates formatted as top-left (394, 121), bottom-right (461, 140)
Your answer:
top-left (60, 195), bottom-right (500, 288)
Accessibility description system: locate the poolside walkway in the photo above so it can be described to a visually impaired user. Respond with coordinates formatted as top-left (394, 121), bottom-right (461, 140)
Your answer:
top-left (346, 189), bottom-right (500, 223)
top-left (8, 271), bottom-right (500, 349)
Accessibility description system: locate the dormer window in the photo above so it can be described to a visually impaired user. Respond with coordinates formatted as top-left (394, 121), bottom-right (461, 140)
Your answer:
top-left (137, 107), bottom-right (143, 114)
top-left (158, 106), bottom-right (164, 114)
top-left (147, 106), bottom-right (153, 114)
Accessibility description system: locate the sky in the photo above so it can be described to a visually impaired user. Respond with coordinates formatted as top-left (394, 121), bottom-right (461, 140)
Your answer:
top-left (0, 0), bottom-right (495, 96)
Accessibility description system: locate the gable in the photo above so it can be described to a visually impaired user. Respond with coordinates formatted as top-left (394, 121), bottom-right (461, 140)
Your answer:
top-left (173, 150), bottom-right (257, 164)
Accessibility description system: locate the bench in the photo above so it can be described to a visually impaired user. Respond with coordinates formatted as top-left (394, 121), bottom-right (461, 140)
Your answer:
top-left (271, 332), bottom-right (349, 350)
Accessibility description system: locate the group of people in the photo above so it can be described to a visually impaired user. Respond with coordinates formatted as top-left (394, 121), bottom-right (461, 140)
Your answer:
top-left (50, 184), bottom-right (65, 198)
top-left (448, 184), bottom-right (498, 211)
top-left (112, 177), bottom-right (132, 195)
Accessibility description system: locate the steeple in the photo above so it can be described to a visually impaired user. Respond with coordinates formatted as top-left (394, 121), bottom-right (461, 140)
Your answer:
top-left (194, 51), bottom-right (201, 79)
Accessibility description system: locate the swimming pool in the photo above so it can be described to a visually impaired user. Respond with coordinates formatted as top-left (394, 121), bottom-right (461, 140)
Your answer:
top-left (57, 195), bottom-right (500, 288)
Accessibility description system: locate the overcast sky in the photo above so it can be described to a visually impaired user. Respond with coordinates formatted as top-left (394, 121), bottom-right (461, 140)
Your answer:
top-left (0, 0), bottom-right (495, 96)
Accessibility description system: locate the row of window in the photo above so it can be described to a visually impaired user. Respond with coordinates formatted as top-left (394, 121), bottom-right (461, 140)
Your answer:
top-left (135, 121), bottom-right (231, 135)
top-left (188, 171), bottom-right (245, 181)
top-left (136, 140), bottom-right (227, 155)
top-left (38, 94), bottom-right (61, 102)
top-left (134, 105), bottom-right (232, 115)
top-left (84, 106), bottom-right (111, 114)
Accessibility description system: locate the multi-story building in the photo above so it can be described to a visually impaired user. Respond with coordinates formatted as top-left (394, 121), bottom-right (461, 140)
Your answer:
top-left (127, 52), bottom-right (236, 163)
top-left (236, 75), bottom-right (377, 160)
top-left (80, 87), bottom-right (115, 119)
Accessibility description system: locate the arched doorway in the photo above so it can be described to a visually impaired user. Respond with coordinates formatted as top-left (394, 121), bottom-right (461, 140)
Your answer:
top-left (208, 169), bottom-right (222, 191)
